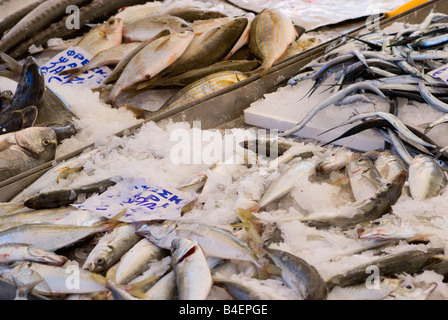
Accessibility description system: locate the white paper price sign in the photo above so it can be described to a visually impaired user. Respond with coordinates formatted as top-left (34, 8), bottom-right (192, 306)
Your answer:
top-left (76, 180), bottom-right (197, 222)
top-left (41, 46), bottom-right (112, 88)
top-left (429, 64), bottom-right (448, 84)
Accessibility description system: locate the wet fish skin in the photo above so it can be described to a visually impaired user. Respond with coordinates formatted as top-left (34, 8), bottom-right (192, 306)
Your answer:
top-left (408, 154), bottom-right (447, 200)
top-left (0, 106), bottom-right (38, 135)
top-left (278, 38), bottom-right (322, 62)
top-left (8, 0), bottom-right (152, 59)
top-left (171, 238), bottom-right (213, 300)
top-left (123, 15), bottom-right (193, 43)
top-left (0, 220), bottom-right (112, 252)
top-left (163, 7), bottom-right (227, 22)
top-left (0, 0), bottom-right (47, 35)
top-left (346, 153), bottom-right (383, 202)
top-left (157, 17), bottom-right (249, 80)
top-left (0, 261), bottom-right (108, 295)
top-left (23, 178), bottom-right (117, 210)
top-left (303, 170), bottom-right (407, 230)
top-left (107, 30), bottom-right (195, 105)
top-left (0, 243), bottom-right (68, 266)
top-left (61, 42), bottom-right (142, 81)
top-left (82, 224), bottom-right (141, 273)
top-left (10, 148), bottom-right (101, 203)
top-left (326, 248), bottom-right (444, 290)
top-left (9, 56), bottom-right (45, 112)
top-left (253, 158), bottom-right (317, 212)
top-left (150, 59), bottom-right (259, 88)
top-left (112, 2), bottom-right (163, 25)
top-left (317, 149), bottom-right (353, 174)
top-left (0, 126), bottom-right (57, 182)
top-left (264, 247), bottom-right (328, 300)
top-left (77, 18), bottom-right (124, 57)
top-left (136, 219), bottom-right (260, 267)
top-left (249, 8), bottom-right (298, 77)
top-left (152, 70), bottom-right (248, 117)
top-left (357, 215), bottom-right (423, 241)
top-left (0, 90), bottom-right (13, 113)
top-left (0, 0), bottom-right (92, 53)
top-left (114, 238), bottom-right (168, 285)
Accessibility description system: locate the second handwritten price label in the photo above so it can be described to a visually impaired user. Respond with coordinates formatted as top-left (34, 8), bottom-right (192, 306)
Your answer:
top-left (76, 179), bottom-right (197, 222)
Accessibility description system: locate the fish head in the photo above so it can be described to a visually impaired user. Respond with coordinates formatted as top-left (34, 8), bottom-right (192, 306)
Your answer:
top-left (386, 281), bottom-right (438, 300)
top-left (318, 149), bottom-right (353, 174)
top-left (104, 18), bottom-right (124, 43)
top-left (357, 215), bottom-right (403, 240)
top-left (169, 16), bottom-right (194, 34)
top-left (28, 247), bottom-right (68, 266)
top-left (83, 247), bottom-right (114, 273)
top-left (15, 127), bottom-right (58, 156)
top-left (170, 238), bottom-right (199, 265)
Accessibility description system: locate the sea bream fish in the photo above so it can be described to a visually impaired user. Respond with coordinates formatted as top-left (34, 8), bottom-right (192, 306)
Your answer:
top-left (146, 17), bottom-right (249, 82)
top-left (122, 15), bottom-right (193, 43)
top-left (60, 42), bottom-right (143, 82)
top-left (152, 70), bottom-right (248, 117)
top-left (107, 30), bottom-right (195, 105)
top-left (0, 126), bottom-right (57, 182)
top-left (249, 8), bottom-right (298, 77)
top-left (76, 18), bottom-right (124, 57)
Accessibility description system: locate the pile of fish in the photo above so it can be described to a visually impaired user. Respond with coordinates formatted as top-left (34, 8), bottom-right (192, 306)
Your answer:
top-left (51, 3), bottom-right (318, 114)
top-left (0, 53), bottom-right (78, 182)
top-left (0, 114), bottom-right (447, 300)
top-left (0, 1), bottom-right (322, 184)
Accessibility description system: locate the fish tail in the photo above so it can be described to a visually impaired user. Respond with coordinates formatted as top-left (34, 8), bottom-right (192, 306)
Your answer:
top-left (236, 208), bottom-right (264, 257)
top-left (417, 122), bottom-right (432, 134)
top-left (125, 275), bottom-right (160, 298)
top-left (257, 64), bottom-right (271, 78)
top-left (100, 209), bottom-right (129, 231)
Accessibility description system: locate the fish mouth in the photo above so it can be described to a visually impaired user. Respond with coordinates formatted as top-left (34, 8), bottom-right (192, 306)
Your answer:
top-left (357, 227), bottom-right (391, 240)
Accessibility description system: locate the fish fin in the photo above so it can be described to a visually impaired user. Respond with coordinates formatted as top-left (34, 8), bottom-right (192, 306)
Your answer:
top-left (331, 176), bottom-right (350, 186)
top-left (100, 208), bottom-right (129, 231)
top-left (406, 233), bottom-right (433, 243)
top-left (257, 65), bottom-right (270, 78)
top-left (417, 122), bottom-right (431, 133)
top-left (121, 104), bottom-right (151, 119)
top-left (0, 52), bottom-right (22, 74)
top-left (236, 208), bottom-right (264, 256)
top-left (13, 277), bottom-right (45, 300)
top-left (126, 275), bottom-right (160, 297)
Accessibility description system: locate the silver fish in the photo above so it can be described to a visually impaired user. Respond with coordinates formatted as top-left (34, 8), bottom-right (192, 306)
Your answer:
top-left (264, 247), bottom-right (328, 300)
top-left (0, 261), bottom-right (108, 295)
top-left (136, 219), bottom-right (260, 267)
top-left (83, 224), bottom-right (141, 273)
top-left (171, 238), bottom-right (212, 300)
top-left (408, 154), bottom-right (447, 200)
top-left (114, 238), bottom-right (168, 285)
top-left (0, 243), bottom-right (68, 266)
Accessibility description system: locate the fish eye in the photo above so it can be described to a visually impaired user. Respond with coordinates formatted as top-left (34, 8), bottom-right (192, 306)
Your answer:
top-left (405, 285), bottom-right (413, 290)
top-left (372, 221), bottom-right (381, 226)
top-left (96, 258), bottom-right (105, 266)
top-left (42, 139), bottom-right (51, 146)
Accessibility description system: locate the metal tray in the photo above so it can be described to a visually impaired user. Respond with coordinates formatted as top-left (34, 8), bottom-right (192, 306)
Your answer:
top-left (0, 0), bottom-right (445, 202)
